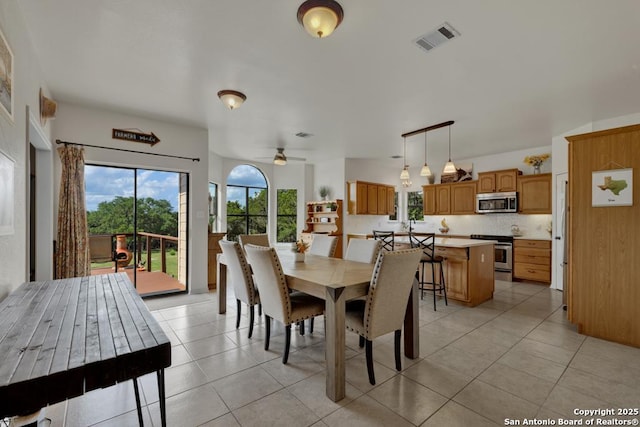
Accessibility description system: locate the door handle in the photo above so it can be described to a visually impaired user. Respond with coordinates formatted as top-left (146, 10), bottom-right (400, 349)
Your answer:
top-left (554, 236), bottom-right (561, 240)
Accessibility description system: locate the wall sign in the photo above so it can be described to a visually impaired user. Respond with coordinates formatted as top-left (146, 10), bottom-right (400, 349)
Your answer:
top-left (0, 24), bottom-right (14, 122)
top-left (592, 168), bottom-right (633, 207)
top-left (112, 128), bottom-right (161, 146)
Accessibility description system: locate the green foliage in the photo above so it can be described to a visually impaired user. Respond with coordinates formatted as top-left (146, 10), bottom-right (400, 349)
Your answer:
top-left (87, 196), bottom-right (178, 237)
top-left (277, 189), bottom-right (297, 242)
top-left (407, 191), bottom-right (424, 221)
top-left (226, 187), bottom-right (268, 241)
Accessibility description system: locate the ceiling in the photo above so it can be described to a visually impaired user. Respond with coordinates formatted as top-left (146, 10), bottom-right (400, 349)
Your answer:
top-left (18, 0), bottom-right (640, 165)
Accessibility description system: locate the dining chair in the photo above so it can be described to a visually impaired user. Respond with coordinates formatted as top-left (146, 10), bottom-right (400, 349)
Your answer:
top-left (238, 233), bottom-right (270, 250)
top-left (345, 248), bottom-right (422, 385)
top-left (372, 230), bottom-right (395, 252)
top-left (308, 234), bottom-right (338, 257)
top-left (244, 244), bottom-right (325, 364)
top-left (409, 232), bottom-right (448, 311)
top-left (219, 240), bottom-right (261, 338)
top-left (344, 238), bottom-right (382, 264)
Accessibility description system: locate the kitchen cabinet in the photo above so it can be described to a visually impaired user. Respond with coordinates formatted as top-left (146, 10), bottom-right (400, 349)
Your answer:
top-left (208, 232), bottom-right (227, 289)
top-left (423, 181), bottom-right (477, 215)
top-left (301, 199), bottom-right (343, 258)
top-left (477, 169), bottom-right (521, 193)
top-left (347, 181), bottom-right (395, 215)
top-left (513, 239), bottom-right (551, 283)
top-left (518, 173), bottom-right (552, 214)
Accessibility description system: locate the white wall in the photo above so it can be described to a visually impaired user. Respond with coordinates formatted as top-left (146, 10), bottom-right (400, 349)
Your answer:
top-left (52, 102), bottom-right (210, 293)
top-left (0, 2), bottom-right (53, 300)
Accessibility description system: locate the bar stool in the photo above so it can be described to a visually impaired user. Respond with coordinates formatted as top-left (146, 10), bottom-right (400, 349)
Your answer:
top-left (373, 230), bottom-right (395, 252)
top-left (409, 232), bottom-right (448, 310)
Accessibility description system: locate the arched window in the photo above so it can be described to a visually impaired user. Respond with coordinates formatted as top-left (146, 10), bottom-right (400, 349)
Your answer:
top-left (226, 165), bottom-right (268, 241)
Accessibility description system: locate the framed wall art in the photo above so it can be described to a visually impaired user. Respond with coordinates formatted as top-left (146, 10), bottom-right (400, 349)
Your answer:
top-left (0, 150), bottom-right (15, 235)
top-left (0, 24), bottom-right (14, 122)
top-left (592, 168), bottom-right (633, 207)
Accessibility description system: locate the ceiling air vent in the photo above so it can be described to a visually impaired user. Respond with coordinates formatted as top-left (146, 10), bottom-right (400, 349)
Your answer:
top-left (413, 22), bottom-right (460, 53)
top-left (295, 132), bottom-right (313, 138)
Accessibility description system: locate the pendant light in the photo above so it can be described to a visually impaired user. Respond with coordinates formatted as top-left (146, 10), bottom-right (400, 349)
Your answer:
top-left (420, 131), bottom-right (432, 178)
top-left (442, 124), bottom-right (457, 174)
top-left (400, 137), bottom-right (412, 187)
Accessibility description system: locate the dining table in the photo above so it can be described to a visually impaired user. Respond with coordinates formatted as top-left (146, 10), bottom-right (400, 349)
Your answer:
top-left (217, 248), bottom-right (419, 401)
top-left (0, 273), bottom-right (171, 426)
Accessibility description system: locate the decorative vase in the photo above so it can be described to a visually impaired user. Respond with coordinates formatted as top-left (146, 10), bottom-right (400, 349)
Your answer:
top-left (533, 164), bottom-right (541, 174)
top-left (294, 252), bottom-right (305, 262)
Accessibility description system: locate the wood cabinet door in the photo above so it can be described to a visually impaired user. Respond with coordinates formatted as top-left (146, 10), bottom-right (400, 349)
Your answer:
top-left (387, 186), bottom-right (395, 216)
top-left (377, 186), bottom-right (387, 215)
top-left (518, 174), bottom-right (551, 214)
top-left (444, 258), bottom-right (469, 301)
top-left (496, 170), bottom-right (518, 192)
top-left (367, 184), bottom-right (378, 214)
top-left (435, 184), bottom-right (451, 215)
top-left (477, 173), bottom-right (496, 193)
top-left (356, 182), bottom-right (368, 214)
top-left (423, 185), bottom-right (436, 215)
top-left (450, 182), bottom-right (476, 214)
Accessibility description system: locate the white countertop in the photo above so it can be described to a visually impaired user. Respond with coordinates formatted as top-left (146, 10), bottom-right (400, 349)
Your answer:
top-left (394, 236), bottom-right (497, 248)
top-left (513, 236), bottom-right (552, 241)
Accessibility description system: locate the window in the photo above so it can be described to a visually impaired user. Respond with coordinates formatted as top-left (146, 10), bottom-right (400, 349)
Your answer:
top-left (388, 191), bottom-right (398, 221)
top-left (226, 165), bottom-right (268, 241)
top-left (407, 191), bottom-right (424, 221)
top-left (208, 182), bottom-right (218, 232)
top-left (277, 189), bottom-right (297, 242)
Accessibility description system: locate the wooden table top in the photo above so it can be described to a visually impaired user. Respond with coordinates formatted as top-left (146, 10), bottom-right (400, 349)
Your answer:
top-left (0, 273), bottom-right (171, 418)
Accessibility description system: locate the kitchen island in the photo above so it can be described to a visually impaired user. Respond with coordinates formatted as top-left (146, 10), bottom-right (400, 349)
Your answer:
top-left (348, 234), bottom-right (495, 306)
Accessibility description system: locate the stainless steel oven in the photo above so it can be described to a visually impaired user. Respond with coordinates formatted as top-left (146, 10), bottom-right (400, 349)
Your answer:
top-left (470, 234), bottom-right (514, 281)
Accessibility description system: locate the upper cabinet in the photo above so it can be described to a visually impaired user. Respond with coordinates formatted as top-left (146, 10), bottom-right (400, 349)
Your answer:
top-left (518, 173), bottom-right (552, 214)
top-left (477, 169), bottom-right (521, 193)
top-left (347, 181), bottom-right (396, 215)
top-left (423, 181), bottom-right (477, 215)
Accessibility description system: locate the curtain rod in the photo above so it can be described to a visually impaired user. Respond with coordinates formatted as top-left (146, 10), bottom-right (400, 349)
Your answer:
top-left (401, 120), bottom-right (454, 138)
top-left (55, 139), bottom-right (200, 162)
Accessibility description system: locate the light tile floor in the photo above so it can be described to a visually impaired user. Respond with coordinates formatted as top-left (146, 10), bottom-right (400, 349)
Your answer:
top-left (41, 281), bottom-right (640, 426)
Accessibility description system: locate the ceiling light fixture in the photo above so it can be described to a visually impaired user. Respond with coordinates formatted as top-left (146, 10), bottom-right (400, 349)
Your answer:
top-left (273, 148), bottom-right (287, 165)
top-left (443, 124), bottom-right (457, 174)
top-left (217, 90), bottom-right (246, 110)
top-left (420, 131), bottom-right (432, 178)
top-left (297, 0), bottom-right (344, 38)
top-left (400, 137), bottom-right (412, 187)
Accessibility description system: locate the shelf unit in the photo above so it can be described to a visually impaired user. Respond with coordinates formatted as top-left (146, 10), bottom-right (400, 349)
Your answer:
top-left (301, 199), bottom-right (343, 258)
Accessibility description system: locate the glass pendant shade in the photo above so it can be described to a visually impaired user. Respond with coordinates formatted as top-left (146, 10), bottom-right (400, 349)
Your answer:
top-left (400, 166), bottom-right (410, 180)
top-left (297, 0), bottom-right (344, 38)
top-left (443, 160), bottom-right (457, 174)
top-left (420, 164), bottom-right (432, 177)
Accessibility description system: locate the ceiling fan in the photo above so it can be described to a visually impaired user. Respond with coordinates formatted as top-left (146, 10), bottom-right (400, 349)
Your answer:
top-left (258, 148), bottom-right (306, 165)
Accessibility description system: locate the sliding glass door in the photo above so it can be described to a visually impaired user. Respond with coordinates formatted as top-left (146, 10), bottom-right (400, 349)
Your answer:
top-left (85, 165), bottom-right (188, 296)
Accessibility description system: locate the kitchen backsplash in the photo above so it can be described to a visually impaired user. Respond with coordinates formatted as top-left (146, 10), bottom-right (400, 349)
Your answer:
top-left (347, 213), bottom-right (553, 239)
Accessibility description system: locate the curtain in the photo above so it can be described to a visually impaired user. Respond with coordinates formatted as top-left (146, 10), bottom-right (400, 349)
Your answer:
top-left (56, 145), bottom-right (91, 278)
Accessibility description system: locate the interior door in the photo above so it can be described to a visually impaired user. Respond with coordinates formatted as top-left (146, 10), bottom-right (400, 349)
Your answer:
top-left (553, 172), bottom-right (568, 291)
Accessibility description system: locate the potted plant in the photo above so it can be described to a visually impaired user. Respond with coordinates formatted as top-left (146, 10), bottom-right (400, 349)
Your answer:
top-left (329, 202), bottom-right (338, 211)
top-left (292, 239), bottom-right (309, 262)
top-left (319, 186), bottom-right (331, 201)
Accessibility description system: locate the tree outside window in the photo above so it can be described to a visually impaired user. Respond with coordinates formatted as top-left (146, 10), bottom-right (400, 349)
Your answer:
top-left (388, 191), bottom-right (398, 221)
top-left (277, 189), bottom-right (297, 242)
top-left (226, 165), bottom-right (268, 241)
top-left (407, 191), bottom-right (424, 221)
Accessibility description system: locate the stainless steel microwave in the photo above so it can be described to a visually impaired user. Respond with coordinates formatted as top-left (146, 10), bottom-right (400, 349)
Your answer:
top-left (476, 192), bottom-right (518, 213)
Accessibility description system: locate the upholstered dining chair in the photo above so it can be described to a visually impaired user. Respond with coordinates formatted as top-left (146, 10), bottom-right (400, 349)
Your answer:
top-left (238, 233), bottom-right (270, 250)
top-left (345, 248), bottom-right (422, 385)
top-left (219, 240), bottom-right (261, 338)
top-left (409, 232), bottom-right (448, 311)
top-left (308, 234), bottom-right (338, 257)
top-left (244, 244), bottom-right (325, 364)
top-left (344, 238), bottom-right (382, 264)
top-left (372, 230), bottom-right (395, 252)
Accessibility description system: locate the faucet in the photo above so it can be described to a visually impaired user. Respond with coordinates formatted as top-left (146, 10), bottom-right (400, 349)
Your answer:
top-left (409, 218), bottom-right (416, 233)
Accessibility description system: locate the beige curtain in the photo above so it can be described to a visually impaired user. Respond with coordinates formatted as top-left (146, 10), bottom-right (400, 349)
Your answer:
top-left (56, 145), bottom-right (91, 278)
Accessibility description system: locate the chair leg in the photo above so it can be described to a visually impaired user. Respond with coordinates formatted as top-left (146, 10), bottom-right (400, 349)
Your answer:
top-left (264, 315), bottom-right (271, 351)
top-left (248, 305), bottom-right (255, 339)
top-left (309, 317), bottom-right (314, 333)
top-left (299, 320), bottom-right (305, 336)
top-left (258, 304), bottom-right (262, 316)
top-left (440, 262), bottom-right (448, 306)
top-left (394, 330), bottom-right (402, 371)
top-left (431, 262), bottom-right (437, 311)
top-left (359, 335), bottom-right (365, 348)
top-left (420, 263), bottom-right (425, 300)
top-left (283, 324), bottom-right (291, 364)
top-left (236, 299), bottom-right (241, 328)
top-left (365, 339), bottom-right (375, 385)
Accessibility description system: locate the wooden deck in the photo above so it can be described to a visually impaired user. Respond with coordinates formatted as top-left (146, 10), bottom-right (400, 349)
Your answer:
top-left (91, 267), bottom-right (186, 295)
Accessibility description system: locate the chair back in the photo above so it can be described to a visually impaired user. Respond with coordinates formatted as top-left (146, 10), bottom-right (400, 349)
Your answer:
top-left (372, 230), bottom-right (395, 252)
top-left (409, 232), bottom-right (435, 261)
top-left (308, 234), bottom-right (338, 257)
top-left (345, 239), bottom-right (382, 264)
top-left (238, 234), bottom-right (270, 250)
top-left (89, 234), bottom-right (114, 263)
top-left (244, 245), bottom-right (290, 324)
top-left (364, 248), bottom-right (422, 339)
top-left (219, 240), bottom-right (259, 305)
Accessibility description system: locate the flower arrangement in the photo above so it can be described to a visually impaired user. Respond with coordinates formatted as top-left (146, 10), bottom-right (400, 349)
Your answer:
top-left (523, 153), bottom-right (550, 167)
top-left (292, 240), bottom-right (309, 254)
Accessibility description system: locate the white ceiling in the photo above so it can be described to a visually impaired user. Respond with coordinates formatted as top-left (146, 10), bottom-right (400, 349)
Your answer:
top-left (18, 0), bottom-right (640, 165)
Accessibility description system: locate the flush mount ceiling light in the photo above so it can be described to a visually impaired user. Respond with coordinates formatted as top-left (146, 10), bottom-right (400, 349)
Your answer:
top-left (443, 124), bottom-right (457, 174)
top-left (297, 0), bottom-right (344, 38)
top-left (217, 90), bottom-right (246, 110)
top-left (420, 131), bottom-right (432, 178)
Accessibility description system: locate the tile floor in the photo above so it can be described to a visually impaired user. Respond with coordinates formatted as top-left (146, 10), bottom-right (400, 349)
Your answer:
top-left (40, 281), bottom-right (640, 426)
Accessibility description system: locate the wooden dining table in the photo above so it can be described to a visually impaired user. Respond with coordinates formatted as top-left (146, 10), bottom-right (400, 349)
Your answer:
top-left (0, 273), bottom-right (171, 426)
top-left (217, 249), bottom-right (419, 401)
